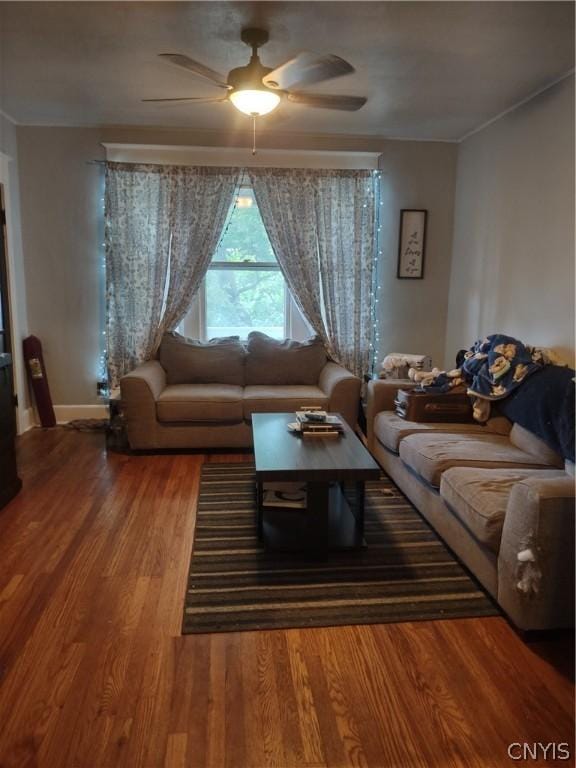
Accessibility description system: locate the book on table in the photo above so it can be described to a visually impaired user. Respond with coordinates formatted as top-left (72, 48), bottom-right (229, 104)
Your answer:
top-left (295, 412), bottom-right (344, 434)
top-left (262, 482), bottom-right (307, 509)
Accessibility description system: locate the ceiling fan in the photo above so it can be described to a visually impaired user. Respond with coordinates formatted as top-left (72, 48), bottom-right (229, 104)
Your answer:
top-left (143, 27), bottom-right (367, 117)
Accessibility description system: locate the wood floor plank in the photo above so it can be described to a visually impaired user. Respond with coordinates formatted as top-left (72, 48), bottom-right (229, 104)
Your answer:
top-left (286, 630), bottom-right (326, 767)
top-left (309, 630), bottom-right (370, 768)
top-left (0, 429), bottom-right (572, 768)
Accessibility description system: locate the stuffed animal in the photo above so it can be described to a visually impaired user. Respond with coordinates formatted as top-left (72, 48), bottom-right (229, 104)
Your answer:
top-left (408, 367), bottom-right (442, 386)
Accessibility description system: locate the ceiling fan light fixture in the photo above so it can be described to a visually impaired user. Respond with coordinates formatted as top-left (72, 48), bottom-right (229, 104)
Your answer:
top-left (229, 88), bottom-right (281, 116)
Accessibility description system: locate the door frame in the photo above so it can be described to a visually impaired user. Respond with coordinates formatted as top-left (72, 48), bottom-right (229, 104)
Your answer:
top-left (0, 151), bottom-right (28, 434)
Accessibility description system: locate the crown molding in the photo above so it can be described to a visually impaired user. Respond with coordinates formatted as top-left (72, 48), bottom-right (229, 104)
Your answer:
top-left (458, 68), bottom-right (574, 143)
top-left (0, 107), bottom-right (19, 126)
top-left (103, 143), bottom-right (382, 169)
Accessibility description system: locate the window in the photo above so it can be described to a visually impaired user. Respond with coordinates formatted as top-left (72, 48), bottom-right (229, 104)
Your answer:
top-left (179, 186), bottom-right (311, 342)
top-left (205, 187), bottom-right (286, 339)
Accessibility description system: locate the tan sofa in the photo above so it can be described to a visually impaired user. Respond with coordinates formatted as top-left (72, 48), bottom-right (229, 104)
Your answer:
top-left (121, 332), bottom-right (361, 450)
top-left (367, 379), bottom-right (575, 631)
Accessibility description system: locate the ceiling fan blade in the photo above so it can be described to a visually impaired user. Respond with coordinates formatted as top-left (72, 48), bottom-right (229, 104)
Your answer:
top-left (141, 96), bottom-right (228, 104)
top-left (287, 92), bottom-right (367, 111)
top-left (142, 96), bottom-right (228, 104)
top-left (263, 52), bottom-right (354, 91)
top-left (158, 53), bottom-right (231, 89)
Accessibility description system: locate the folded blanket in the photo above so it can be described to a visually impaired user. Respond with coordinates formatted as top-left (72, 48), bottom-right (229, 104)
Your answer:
top-left (380, 353), bottom-right (432, 380)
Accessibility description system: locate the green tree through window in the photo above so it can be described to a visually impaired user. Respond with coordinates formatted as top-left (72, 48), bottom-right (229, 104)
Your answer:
top-left (206, 188), bottom-right (286, 339)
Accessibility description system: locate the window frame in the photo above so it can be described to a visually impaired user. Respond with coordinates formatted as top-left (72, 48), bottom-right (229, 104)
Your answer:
top-left (202, 184), bottom-right (288, 341)
top-left (179, 184), bottom-right (310, 342)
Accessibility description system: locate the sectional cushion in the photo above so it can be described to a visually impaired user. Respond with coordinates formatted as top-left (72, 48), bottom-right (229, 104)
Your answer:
top-left (157, 384), bottom-right (243, 423)
top-left (243, 385), bottom-right (329, 419)
top-left (399, 432), bottom-right (557, 488)
top-left (509, 423), bottom-right (564, 467)
top-left (158, 332), bottom-right (245, 386)
top-left (440, 467), bottom-right (567, 552)
top-left (373, 412), bottom-right (495, 454)
top-left (245, 332), bottom-right (327, 386)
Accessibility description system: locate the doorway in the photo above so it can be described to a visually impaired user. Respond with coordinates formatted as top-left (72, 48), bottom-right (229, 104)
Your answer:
top-left (0, 182), bottom-right (22, 507)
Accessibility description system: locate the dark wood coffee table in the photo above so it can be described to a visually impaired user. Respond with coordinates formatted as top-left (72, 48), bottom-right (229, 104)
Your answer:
top-left (252, 412), bottom-right (381, 551)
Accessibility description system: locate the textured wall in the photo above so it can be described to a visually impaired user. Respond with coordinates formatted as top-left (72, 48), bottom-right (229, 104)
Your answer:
top-left (445, 75), bottom-right (575, 366)
top-left (17, 127), bottom-right (105, 405)
top-left (377, 141), bottom-right (458, 369)
top-left (16, 126), bottom-right (459, 402)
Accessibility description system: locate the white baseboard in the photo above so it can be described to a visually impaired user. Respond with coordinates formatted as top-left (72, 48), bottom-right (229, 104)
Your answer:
top-left (17, 407), bottom-right (36, 435)
top-left (53, 404), bottom-right (109, 424)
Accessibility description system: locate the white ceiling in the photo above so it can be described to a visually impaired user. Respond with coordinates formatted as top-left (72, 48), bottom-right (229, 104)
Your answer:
top-left (0, 1), bottom-right (573, 141)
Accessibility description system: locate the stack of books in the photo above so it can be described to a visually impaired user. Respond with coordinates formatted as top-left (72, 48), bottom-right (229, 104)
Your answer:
top-left (295, 411), bottom-right (344, 438)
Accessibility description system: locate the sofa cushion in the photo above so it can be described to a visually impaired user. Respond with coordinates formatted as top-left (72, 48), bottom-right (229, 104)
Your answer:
top-left (509, 423), bottom-right (564, 467)
top-left (157, 384), bottom-right (243, 423)
top-left (399, 432), bottom-right (557, 488)
top-left (245, 332), bottom-right (327, 386)
top-left (440, 467), bottom-right (567, 552)
top-left (158, 332), bottom-right (245, 386)
top-left (373, 412), bottom-right (495, 454)
top-left (243, 385), bottom-right (329, 419)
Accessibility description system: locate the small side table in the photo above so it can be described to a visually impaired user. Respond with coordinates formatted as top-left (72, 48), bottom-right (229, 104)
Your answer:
top-left (106, 393), bottom-right (130, 453)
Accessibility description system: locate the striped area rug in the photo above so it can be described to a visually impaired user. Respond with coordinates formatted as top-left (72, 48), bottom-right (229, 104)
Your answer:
top-left (183, 463), bottom-right (498, 634)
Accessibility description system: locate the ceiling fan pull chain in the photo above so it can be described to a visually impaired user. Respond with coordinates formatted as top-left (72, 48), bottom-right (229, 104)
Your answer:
top-left (252, 115), bottom-right (257, 156)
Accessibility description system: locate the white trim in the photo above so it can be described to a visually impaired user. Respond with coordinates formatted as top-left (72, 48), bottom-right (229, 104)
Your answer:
top-left (103, 143), bottom-right (381, 170)
top-left (458, 68), bottom-right (575, 143)
top-left (53, 404), bottom-right (109, 424)
top-left (0, 151), bottom-right (28, 436)
top-left (0, 108), bottom-right (18, 126)
top-left (18, 407), bottom-right (36, 433)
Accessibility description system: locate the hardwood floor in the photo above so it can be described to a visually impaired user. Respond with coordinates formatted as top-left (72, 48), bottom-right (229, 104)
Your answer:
top-left (0, 428), bottom-right (573, 768)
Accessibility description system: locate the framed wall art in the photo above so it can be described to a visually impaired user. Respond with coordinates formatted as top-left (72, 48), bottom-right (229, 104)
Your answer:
top-left (397, 209), bottom-right (427, 279)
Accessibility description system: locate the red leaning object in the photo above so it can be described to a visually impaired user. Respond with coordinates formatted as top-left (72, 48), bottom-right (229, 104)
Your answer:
top-left (23, 335), bottom-right (56, 428)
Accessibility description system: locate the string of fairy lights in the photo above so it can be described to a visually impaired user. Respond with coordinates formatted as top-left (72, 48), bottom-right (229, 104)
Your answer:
top-left (98, 166), bottom-right (108, 398)
top-left (97, 165), bottom-right (383, 393)
top-left (369, 169), bottom-right (383, 377)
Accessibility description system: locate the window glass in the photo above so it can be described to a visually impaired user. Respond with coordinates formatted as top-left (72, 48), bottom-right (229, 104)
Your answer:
top-left (212, 188), bottom-right (276, 263)
top-left (205, 269), bottom-right (285, 340)
top-left (205, 185), bottom-right (285, 339)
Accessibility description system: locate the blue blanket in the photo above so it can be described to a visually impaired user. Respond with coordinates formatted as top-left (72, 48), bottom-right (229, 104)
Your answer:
top-left (420, 334), bottom-right (575, 461)
top-left (421, 335), bottom-right (543, 397)
top-left (497, 364), bottom-right (575, 462)
top-left (462, 335), bottom-right (543, 400)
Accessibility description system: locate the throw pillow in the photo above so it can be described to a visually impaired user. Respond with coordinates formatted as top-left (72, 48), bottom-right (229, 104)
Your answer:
top-left (245, 332), bottom-right (327, 386)
top-left (159, 332), bottom-right (245, 386)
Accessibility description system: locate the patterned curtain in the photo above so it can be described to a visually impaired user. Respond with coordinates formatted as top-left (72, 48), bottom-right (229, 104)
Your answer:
top-left (315, 171), bottom-right (376, 378)
top-left (105, 163), bottom-right (241, 386)
top-left (247, 168), bottom-right (328, 350)
top-left (249, 168), bottom-right (376, 378)
top-left (155, 165), bottom-right (242, 345)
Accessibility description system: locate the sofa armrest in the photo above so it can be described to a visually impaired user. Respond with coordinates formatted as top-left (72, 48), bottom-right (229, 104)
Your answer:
top-left (318, 362), bottom-right (361, 428)
top-left (120, 361), bottom-right (166, 449)
top-left (366, 379), bottom-right (416, 450)
top-left (498, 475), bottom-right (575, 630)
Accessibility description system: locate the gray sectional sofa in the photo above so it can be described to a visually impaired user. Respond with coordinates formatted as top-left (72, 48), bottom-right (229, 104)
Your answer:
top-left (367, 378), bottom-right (575, 631)
top-left (120, 332), bottom-right (361, 450)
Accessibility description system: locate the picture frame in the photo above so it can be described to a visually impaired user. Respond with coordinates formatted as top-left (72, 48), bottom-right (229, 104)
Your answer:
top-left (397, 209), bottom-right (427, 279)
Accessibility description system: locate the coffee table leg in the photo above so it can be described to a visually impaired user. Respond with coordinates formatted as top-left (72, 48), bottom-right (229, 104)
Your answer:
top-left (307, 482), bottom-right (330, 549)
top-left (256, 480), bottom-right (263, 538)
top-left (356, 481), bottom-right (365, 540)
